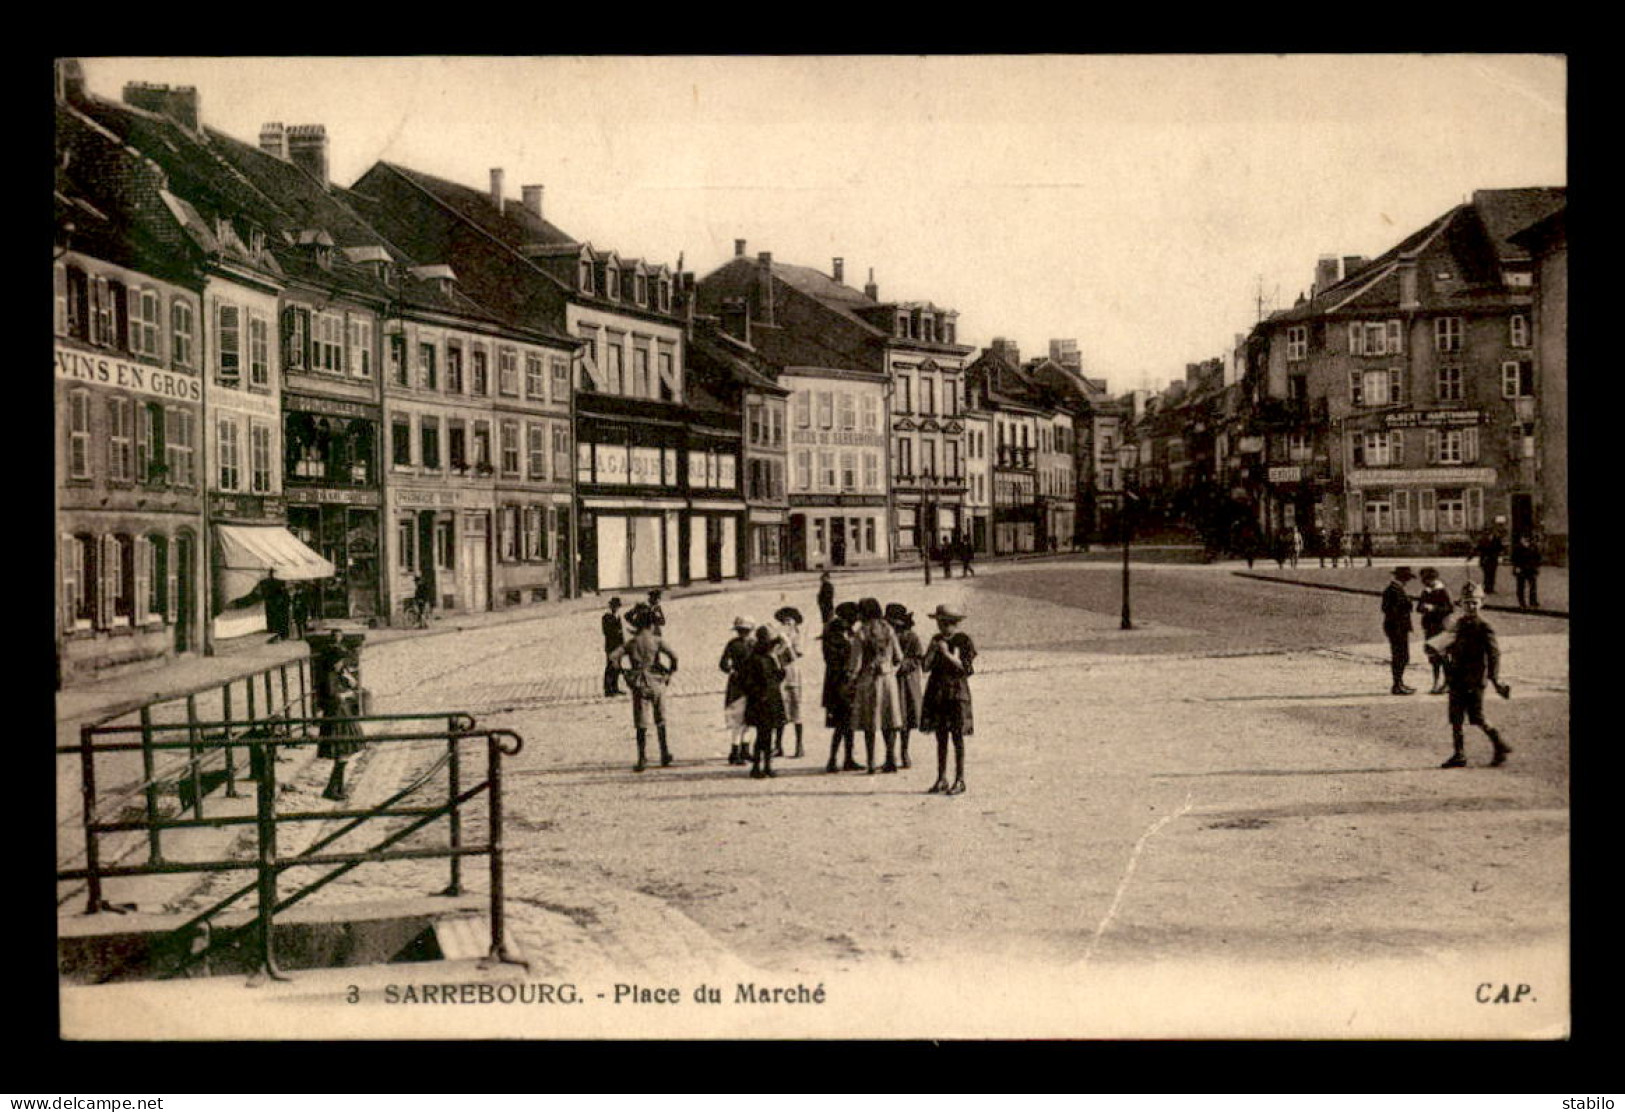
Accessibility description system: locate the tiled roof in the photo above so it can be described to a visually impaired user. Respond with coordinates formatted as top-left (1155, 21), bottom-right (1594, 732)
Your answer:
top-left (1474, 187), bottom-right (1566, 260)
top-left (378, 162), bottom-right (578, 250)
top-left (687, 327), bottom-right (789, 400)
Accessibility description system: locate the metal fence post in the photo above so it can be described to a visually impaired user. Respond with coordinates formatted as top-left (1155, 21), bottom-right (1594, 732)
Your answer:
top-left (444, 717), bottom-right (463, 897)
top-left (279, 664), bottom-right (291, 721)
top-left (139, 706), bottom-right (164, 865)
top-left (264, 669), bottom-right (275, 723)
top-left (297, 659), bottom-right (311, 737)
top-left (221, 680), bottom-right (241, 797)
top-left (486, 731), bottom-right (506, 964)
top-left (79, 724), bottom-right (103, 915)
top-left (252, 737), bottom-right (288, 982)
top-left (185, 694), bottom-right (205, 819)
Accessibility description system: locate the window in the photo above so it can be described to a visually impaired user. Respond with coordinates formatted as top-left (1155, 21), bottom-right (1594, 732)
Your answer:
top-left (945, 377), bottom-right (959, 416)
top-left (1437, 429), bottom-right (1464, 464)
top-left (498, 347), bottom-right (519, 396)
top-left (171, 299), bottom-right (194, 368)
top-left (897, 437), bottom-right (913, 479)
top-left (348, 317), bottom-right (374, 378)
top-left (217, 417), bottom-right (241, 490)
top-left (747, 404), bottom-right (764, 446)
top-left (95, 278), bottom-right (126, 349)
top-left (217, 303), bottom-right (241, 384)
top-left (132, 289), bottom-right (161, 359)
top-left (418, 341), bottom-right (438, 390)
top-left (1287, 326), bottom-right (1307, 361)
top-left (552, 425), bottom-right (570, 478)
top-left (248, 313), bottom-right (270, 387)
top-left (840, 451), bottom-right (856, 492)
top-left (421, 417), bottom-right (441, 470)
top-left (921, 378), bottom-right (936, 417)
top-left (946, 439), bottom-right (961, 478)
top-left (634, 274), bottom-right (647, 306)
top-left (1502, 361), bottom-right (1533, 398)
top-left (471, 348), bottom-right (489, 395)
top-left (398, 516), bottom-right (417, 572)
top-left (500, 420), bottom-right (519, 476)
top-left (137, 402), bottom-right (164, 483)
top-left (769, 406), bottom-right (783, 447)
top-left (579, 259), bottom-right (594, 293)
top-left (1434, 317), bottom-right (1463, 353)
top-left (922, 440), bottom-right (937, 478)
top-left (818, 451), bottom-right (836, 490)
top-left (1437, 366), bottom-right (1463, 401)
top-left (473, 422), bottom-right (492, 468)
top-left (605, 267), bottom-right (619, 301)
top-left (525, 354), bottom-right (545, 399)
top-left (605, 340), bottom-right (624, 393)
top-left (1353, 430), bottom-right (1403, 467)
top-left (65, 266), bottom-right (91, 340)
top-left (1288, 431), bottom-right (1312, 460)
top-left (527, 422), bottom-right (547, 479)
top-left (551, 357), bottom-right (569, 402)
top-left (863, 453), bottom-right (879, 491)
top-left (316, 311), bottom-right (343, 373)
top-left (1510, 314), bottom-right (1530, 348)
top-left (631, 346), bottom-right (650, 398)
top-left (499, 505), bottom-right (520, 561)
top-left (860, 394), bottom-right (879, 432)
top-left (107, 534), bottom-right (136, 627)
top-left (1437, 493), bottom-right (1466, 531)
top-left (389, 333), bottom-right (407, 386)
top-left (817, 391), bottom-right (834, 429)
top-left (1518, 422), bottom-right (1536, 460)
top-left (64, 533), bottom-right (96, 628)
top-left (107, 397), bottom-right (133, 482)
top-left (446, 343), bottom-right (464, 393)
top-left (657, 349), bottom-right (674, 401)
top-left (897, 375), bottom-right (913, 414)
top-left (392, 416), bottom-right (412, 466)
top-left (250, 422), bottom-right (272, 493)
top-left (144, 534), bottom-right (167, 622)
top-left (795, 392), bottom-right (812, 428)
top-left (449, 421), bottom-right (468, 470)
top-left (55, 263), bottom-right (70, 336)
top-left (795, 450), bottom-right (811, 490)
top-left (1428, 427), bottom-right (1479, 465)
top-left (166, 409), bottom-right (196, 486)
top-left (838, 393), bottom-right (856, 430)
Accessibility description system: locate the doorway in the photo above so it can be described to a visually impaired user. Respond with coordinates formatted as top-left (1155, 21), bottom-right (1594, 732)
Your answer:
top-left (829, 516), bottom-right (847, 567)
top-left (1511, 493), bottom-right (1534, 539)
top-left (174, 532), bottom-right (193, 653)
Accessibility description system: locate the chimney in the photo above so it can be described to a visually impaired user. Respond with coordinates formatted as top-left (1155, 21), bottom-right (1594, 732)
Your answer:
top-left (1313, 255), bottom-right (1340, 296)
top-left (286, 125), bottom-right (329, 187)
top-left (990, 338), bottom-right (1021, 367)
top-left (864, 267), bottom-right (878, 301)
top-left (259, 122), bottom-right (286, 161)
top-left (1342, 255), bottom-right (1367, 279)
top-left (832, 257), bottom-right (845, 285)
top-left (123, 82), bottom-right (200, 134)
top-left (521, 184), bottom-right (544, 219)
top-left (1397, 258), bottom-right (1420, 310)
top-left (490, 168), bottom-right (504, 211)
top-left (55, 59), bottom-right (87, 103)
top-left (734, 239), bottom-right (747, 257)
top-left (720, 297), bottom-right (751, 344)
top-left (756, 252), bottom-right (775, 326)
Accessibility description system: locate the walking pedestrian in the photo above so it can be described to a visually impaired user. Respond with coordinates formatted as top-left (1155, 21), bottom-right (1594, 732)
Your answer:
top-left (1271, 528), bottom-right (1289, 571)
top-left (1470, 528), bottom-right (1505, 595)
top-left (606, 606), bottom-right (679, 772)
top-left (888, 602), bottom-right (925, 770)
top-left (1382, 565), bottom-right (1418, 695)
top-left (1326, 528), bottom-right (1345, 570)
top-left (410, 572), bottom-right (435, 627)
top-left (772, 607), bottom-right (806, 758)
top-left (816, 571), bottom-right (836, 626)
top-left (846, 597), bottom-right (904, 774)
top-left (1416, 567), bottom-right (1454, 695)
top-left (1359, 528), bottom-right (1375, 567)
top-left (939, 542), bottom-right (953, 580)
top-left (601, 597), bottom-right (627, 697)
top-left (1511, 535), bottom-right (1542, 609)
top-left (921, 603), bottom-right (976, 796)
top-left (738, 625), bottom-right (788, 779)
top-left (313, 634), bottom-right (365, 801)
top-left (1289, 525), bottom-right (1303, 569)
top-left (261, 570), bottom-right (291, 643)
top-left (644, 588), bottom-right (668, 635)
top-left (1427, 582), bottom-right (1512, 769)
top-left (719, 615), bottom-right (756, 765)
top-left (958, 538), bottom-right (976, 578)
top-left (821, 601), bottom-right (861, 772)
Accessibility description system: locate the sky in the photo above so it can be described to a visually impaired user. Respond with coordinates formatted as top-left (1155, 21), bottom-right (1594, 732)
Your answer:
top-left (77, 55), bottom-right (1566, 396)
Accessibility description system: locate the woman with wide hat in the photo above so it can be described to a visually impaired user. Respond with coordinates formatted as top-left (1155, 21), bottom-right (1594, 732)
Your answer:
top-left (846, 597), bottom-right (904, 774)
top-left (720, 615), bottom-right (757, 765)
top-left (772, 606), bottom-right (807, 759)
top-left (738, 625), bottom-right (788, 779)
top-left (821, 601), bottom-right (861, 772)
top-left (887, 602), bottom-right (925, 770)
top-left (920, 603), bottom-right (977, 796)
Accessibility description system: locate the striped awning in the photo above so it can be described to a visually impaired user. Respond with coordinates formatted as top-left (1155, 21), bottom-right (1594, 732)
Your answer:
top-left (216, 524), bottom-right (334, 607)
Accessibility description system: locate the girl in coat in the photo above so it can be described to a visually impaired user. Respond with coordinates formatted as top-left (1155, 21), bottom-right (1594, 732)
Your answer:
top-left (887, 602), bottom-right (925, 770)
top-left (846, 597), bottom-right (904, 774)
top-left (921, 604), bottom-right (976, 796)
top-left (1416, 567), bottom-right (1454, 694)
top-left (772, 607), bottom-right (806, 759)
top-left (821, 601), bottom-right (861, 772)
top-left (738, 625), bottom-right (788, 779)
top-left (720, 616), bottom-right (756, 765)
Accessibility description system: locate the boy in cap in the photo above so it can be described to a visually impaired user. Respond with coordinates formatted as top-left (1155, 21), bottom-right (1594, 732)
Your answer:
top-left (921, 604), bottom-right (976, 796)
top-left (1427, 582), bottom-right (1512, 768)
top-left (1381, 565), bottom-right (1418, 695)
top-left (606, 606), bottom-right (679, 772)
top-left (1415, 568), bottom-right (1453, 694)
top-left (720, 616), bottom-right (756, 765)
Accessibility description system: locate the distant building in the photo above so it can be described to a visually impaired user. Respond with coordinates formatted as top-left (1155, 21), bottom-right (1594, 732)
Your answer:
top-left (1509, 205), bottom-right (1567, 563)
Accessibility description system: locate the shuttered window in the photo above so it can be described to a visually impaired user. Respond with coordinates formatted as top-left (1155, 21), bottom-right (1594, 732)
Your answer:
top-left (1418, 489), bottom-right (1437, 533)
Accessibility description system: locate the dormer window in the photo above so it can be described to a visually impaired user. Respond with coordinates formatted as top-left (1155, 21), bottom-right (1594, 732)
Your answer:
top-left (634, 274), bottom-right (647, 306)
top-left (921, 314), bottom-right (935, 343)
top-left (579, 258), bottom-right (594, 294)
top-left (658, 278), bottom-right (671, 312)
top-left (605, 266), bottom-right (620, 301)
top-left (896, 313), bottom-right (911, 339)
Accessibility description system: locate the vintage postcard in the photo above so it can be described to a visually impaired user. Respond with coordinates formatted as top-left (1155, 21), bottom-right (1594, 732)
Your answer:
top-left (54, 54), bottom-right (1568, 1041)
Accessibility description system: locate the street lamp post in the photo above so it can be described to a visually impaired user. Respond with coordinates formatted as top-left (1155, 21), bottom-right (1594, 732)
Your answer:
top-left (1119, 444), bottom-right (1138, 631)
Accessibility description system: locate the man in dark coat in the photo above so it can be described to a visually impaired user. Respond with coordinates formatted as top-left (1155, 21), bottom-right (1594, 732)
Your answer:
top-left (1428, 582), bottom-right (1511, 768)
top-left (1382, 565), bottom-right (1418, 695)
top-left (816, 572), bottom-right (836, 626)
top-left (262, 571), bottom-right (291, 643)
top-left (601, 597), bottom-right (627, 696)
top-left (1472, 528), bottom-right (1506, 594)
top-left (1511, 535), bottom-right (1542, 609)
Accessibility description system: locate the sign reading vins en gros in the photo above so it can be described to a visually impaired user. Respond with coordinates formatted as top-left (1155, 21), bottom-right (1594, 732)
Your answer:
top-left (55, 345), bottom-right (203, 402)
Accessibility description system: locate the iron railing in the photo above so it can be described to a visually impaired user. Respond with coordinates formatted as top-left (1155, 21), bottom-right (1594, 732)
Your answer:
top-left (57, 711), bottom-right (524, 981)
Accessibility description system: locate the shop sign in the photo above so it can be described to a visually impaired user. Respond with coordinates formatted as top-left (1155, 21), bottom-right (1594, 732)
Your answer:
top-left (286, 394), bottom-right (376, 420)
top-left (1238, 436), bottom-right (1265, 453)
top-left (285, 486), bottom-right (380, 506)
top-left (790, 429), bottom-right (887, 448)
top-left (788, 494), bottom-right (887, 508)
top-left (394, 488), bottom-right (471, 508)
top-left (1268, 466), bottom-right (1301, 484)
top-left (208, 493), bottom-right (283, 520)
top-left (1383, 409), bottom-right (1483, 429)
top-left (56, 344), bottom-right (202, 403)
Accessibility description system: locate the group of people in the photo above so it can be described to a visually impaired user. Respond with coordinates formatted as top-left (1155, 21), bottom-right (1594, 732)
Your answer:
top-left (1471, 528), bottom-right (1544, 610)
top-left (599, 576), bottom-right (978, 795)
top-left (251, 570), bottom-right (316, 643)
top-left (1381, 565), bottom-right (1512, 769)
top-left (928, 538), bottom-right (978, 579)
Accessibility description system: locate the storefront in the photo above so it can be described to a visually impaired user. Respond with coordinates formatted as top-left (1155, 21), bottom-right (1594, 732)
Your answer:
top-left (747, 508), bottom-right (787, 578)
top-left (391, 486), bottom-right (494, 615)
top-left (212, 513), bottom-right (335, 640)
top-left (789, 495), bottom-right (888, 569)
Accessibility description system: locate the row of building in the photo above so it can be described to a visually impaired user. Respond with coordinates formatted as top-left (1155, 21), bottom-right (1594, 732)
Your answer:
top-left (53, 63), bottom-right (1127, 685)
top-left (1119, 187), bottom-right (1567, 564)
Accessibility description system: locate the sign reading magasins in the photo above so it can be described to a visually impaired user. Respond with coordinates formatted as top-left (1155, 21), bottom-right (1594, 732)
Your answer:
top-left (55, 345), bottom-right (203, 402)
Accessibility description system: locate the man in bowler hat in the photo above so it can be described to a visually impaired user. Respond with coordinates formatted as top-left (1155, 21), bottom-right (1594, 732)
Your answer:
top-left (1382, 565), bottom-right (1418, 695)
top-left (602, 597), bottom-right (627, 696)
